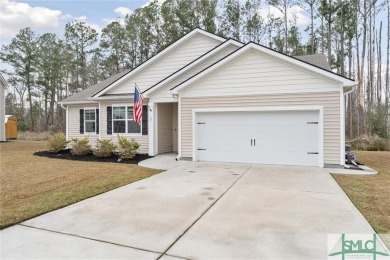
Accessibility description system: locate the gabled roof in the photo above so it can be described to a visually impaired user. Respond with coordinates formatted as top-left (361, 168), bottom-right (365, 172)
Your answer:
top-left (59, 28), bottom-right (226, 104)
top-left (171, 42), bottom-right (356, 93)
top-left (92, 28), bottom-right (226, 98)
top-left (59, 69), bottom-right (131, 104)
top-left (143, 38), bottom-right (243, 97)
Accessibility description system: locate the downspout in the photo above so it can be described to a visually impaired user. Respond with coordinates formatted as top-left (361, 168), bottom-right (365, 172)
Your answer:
top-left (60, 104), bottom-right (68, 142)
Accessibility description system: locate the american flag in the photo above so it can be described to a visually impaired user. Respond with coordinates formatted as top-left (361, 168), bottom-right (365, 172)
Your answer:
top-left (133, 85), bottom-right (144, 125)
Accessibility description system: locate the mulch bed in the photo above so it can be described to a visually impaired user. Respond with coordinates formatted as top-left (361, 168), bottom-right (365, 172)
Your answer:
top-left (34, 149), bottom-right (152, 164)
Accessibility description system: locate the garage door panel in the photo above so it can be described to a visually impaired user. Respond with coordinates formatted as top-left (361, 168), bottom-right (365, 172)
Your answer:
top-left (196, 110), bottom-right (320, 166)
top-left (253, 138), bottom-right (317, 152)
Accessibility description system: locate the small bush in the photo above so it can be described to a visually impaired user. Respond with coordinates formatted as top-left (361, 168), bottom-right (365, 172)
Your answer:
top-left (70, 137), bottom-right (91, 156)
top-left (47, 132), bottom-right (69, 153)
top-left (351, 135), bottom-right (390, 151)
top-left (117, 135), bottom-right (140, 159)
top-left (93, 139), bottom-right (117, 158)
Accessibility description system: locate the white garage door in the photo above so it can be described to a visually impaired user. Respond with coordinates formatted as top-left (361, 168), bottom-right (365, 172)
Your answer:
top-left (195, 110), bottom-right (320, 166)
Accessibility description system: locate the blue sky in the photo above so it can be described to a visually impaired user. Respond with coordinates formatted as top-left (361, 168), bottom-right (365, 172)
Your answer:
top-left (0, 0), bottom-right (151, 45)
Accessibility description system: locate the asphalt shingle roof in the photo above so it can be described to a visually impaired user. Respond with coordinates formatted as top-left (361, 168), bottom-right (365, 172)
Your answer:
top-left (293, 54), bottom-right (332, 71)
top-left (60, 69), bottom-right (131, 103)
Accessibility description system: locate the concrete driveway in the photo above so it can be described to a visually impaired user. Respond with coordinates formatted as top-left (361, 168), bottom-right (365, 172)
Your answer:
top-left (1, 162), bottom-right (374, 259)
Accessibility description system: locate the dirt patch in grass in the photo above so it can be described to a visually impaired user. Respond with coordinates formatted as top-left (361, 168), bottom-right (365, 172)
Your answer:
top-left (0, 140), bottom-right (161, 229)
top-left (332, 151), bottom-right (390, 245)
top-left (34, 149), bottom-right (152, 164)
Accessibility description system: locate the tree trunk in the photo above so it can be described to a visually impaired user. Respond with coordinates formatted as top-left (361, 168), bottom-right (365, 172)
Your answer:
top-left (340, 4), bottom-right (345, 76)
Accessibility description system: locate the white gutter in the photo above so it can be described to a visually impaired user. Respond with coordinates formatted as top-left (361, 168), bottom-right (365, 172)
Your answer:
top-left (58, 100), bottom-right (98, 105)
top-left (344, 81), bottom-right (358, 95)
top-left (89, 96), bottom-right (133, 101)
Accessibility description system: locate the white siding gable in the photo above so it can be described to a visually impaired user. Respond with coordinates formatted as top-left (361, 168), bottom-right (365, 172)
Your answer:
top-left (150, 43), bottom-right (240, 100)
top-left (180, 49), bottom-right (342, 97)
top-left (107, 33), bottom-right (222, 95)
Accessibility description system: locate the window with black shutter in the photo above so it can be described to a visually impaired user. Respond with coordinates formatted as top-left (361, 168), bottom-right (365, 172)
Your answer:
top-left (107, 106), bottom-right (112, 135)
top-left (96, 109), bottom-right (99, 134)
top-left (142, 105), bottom-right (148, 135)
top-left (79, 109), bottom-right (84, 134)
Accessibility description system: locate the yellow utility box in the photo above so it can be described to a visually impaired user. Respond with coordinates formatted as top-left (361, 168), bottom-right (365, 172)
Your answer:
top-left (5, 115), bottom-right (17, 139)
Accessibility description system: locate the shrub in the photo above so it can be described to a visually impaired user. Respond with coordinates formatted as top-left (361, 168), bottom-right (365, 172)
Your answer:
top-left (70, 136), bottom-right (91, 156)
top-left (47, 132), bottom-right (69, 153)
top-left (93, 139), bottom-right (117, 158)
top-left (117, 135), bottom-right (140, 159)
top-left (351, 135), bottom-right (390, 151)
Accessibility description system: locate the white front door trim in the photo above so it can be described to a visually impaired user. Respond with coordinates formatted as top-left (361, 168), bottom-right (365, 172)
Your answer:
top-left (192, 106), bottom-right (324, 167)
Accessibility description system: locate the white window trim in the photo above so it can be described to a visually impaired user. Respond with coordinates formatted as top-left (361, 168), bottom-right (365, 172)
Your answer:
top-left (112, 105), bottom-right (142, 136)
top-left (84, 107), bottom-right (97, 135)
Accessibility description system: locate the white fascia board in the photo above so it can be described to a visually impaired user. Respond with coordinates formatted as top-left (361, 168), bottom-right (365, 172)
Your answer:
top-left (94, 29), bottom-right (226, 98)
top-left (89, 96), bottom-right (133, 101)
top-left (144, 39), bottom-right (243, 97)
top-left (58, 100), bottom-right (98, 105)
top-left (171, 43), bottom-right (356, 94)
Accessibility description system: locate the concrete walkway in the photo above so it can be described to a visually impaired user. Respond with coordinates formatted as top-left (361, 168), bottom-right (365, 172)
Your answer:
top-left (1, 163), bottom-right (376, 259)
top-left (138, 153), bottom-right (189, 170)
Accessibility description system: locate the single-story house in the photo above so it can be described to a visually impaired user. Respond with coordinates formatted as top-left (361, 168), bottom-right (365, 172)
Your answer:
top-left (59, 28), bottom-right (356, 167)
top-left (0, 74), bottom-right (7, 142)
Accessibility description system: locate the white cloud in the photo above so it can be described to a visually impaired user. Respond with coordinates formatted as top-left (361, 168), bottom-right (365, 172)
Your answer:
top-left (0, 0), bottom-right (62, 37)
top-left (259, 5), bottom-right (311, 27)
top-left (114, 7), bottom-right (132, 17)
top-left (102, 7), bottom-right (132, 26)
top-left (61, 14), bottom-right (87, 21)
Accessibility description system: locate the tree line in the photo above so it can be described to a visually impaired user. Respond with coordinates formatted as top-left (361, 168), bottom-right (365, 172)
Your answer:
top-left (1, 0), bottom-right (389, 139)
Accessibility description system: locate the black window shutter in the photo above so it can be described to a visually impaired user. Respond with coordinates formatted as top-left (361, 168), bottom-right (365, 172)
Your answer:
top-left (79, 109), bottom-right (84, 134)
top-left (107, 106), bottom-right (112, 135)
top-left (142, 105), bottom-right (148, 135)
top-left (96, 109), bottom-right (99, 134)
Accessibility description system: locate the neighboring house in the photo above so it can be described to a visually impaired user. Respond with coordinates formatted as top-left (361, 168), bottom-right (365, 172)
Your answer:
top-left (59, 28), bottom-right (356, 167)
top-left (0, 74), bottom-right (7, 142)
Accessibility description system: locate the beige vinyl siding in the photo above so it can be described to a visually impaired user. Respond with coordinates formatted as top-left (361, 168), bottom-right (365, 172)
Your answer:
top-left (99, 100), bottom-right (149, 154)
top-left (181, 50), bottom-right (340, 97)
top-left (151, 44), bottom-right (240, 99)
top-left (67, 104), bottom-right (100, 146)
top-left (181, 92), bottom-right (341, 165)
top-left (158, 103), bottom-right (173, 153)
top-left (109, 34), bottom-right (221, 95)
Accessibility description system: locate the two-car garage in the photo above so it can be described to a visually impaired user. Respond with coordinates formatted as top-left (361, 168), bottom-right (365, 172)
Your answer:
top-left (194, 108), bottom-right (323, 167)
